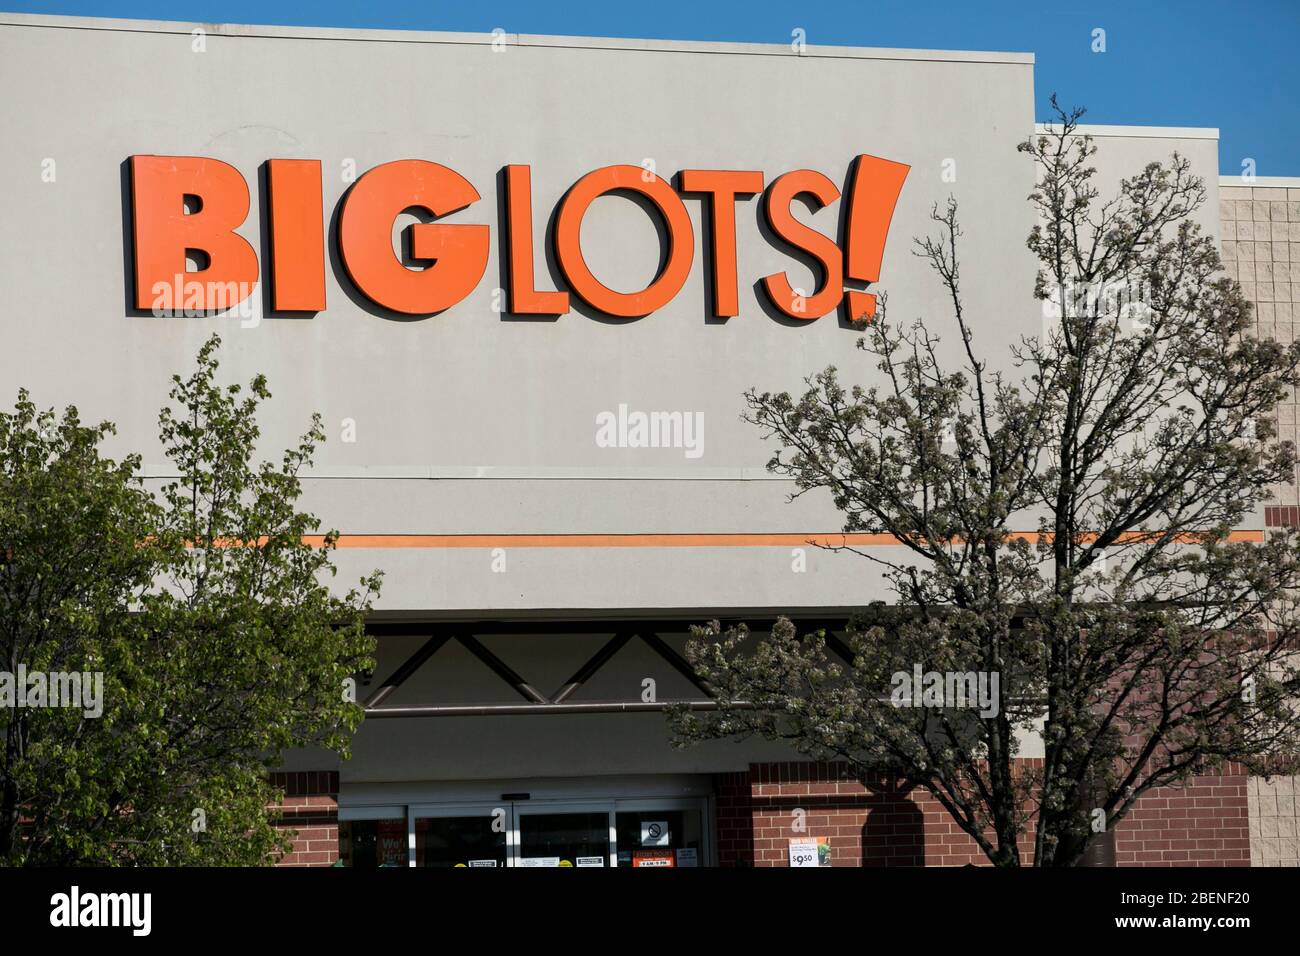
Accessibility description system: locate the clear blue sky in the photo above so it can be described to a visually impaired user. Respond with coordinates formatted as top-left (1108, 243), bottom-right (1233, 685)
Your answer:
top-left (6, 0), bottom-right (1297, 175)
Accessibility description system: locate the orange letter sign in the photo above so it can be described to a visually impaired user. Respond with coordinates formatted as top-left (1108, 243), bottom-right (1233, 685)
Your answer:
top-left (129, 155), bottom-right (259, 313)
top-left (760, 169), bottom-right (843, 320)
top-left (555, 166), bottom-right (694, 318)
top-left (842, 154), bottom-right (911, 322)
top-left (678, 170), bottom-right (764, 318)
top-left (503, 165), bottom-right (569, 315)
top-left (339, 160), bottom-right (489, 315)
top-left (266, 159), bottom-right (327, 312)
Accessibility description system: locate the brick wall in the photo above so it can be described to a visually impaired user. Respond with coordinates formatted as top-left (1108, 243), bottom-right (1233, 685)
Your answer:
top-left (1112, 767), bottom-right (1250, 867)
top-left (745, 762), bottom-right (993, 866)
top-left (714, 771), bottom-right (756, 867)
top-left (719, 761), bottom-right (1248, 867)
top-left (269, 770), bottom-right (340, 867)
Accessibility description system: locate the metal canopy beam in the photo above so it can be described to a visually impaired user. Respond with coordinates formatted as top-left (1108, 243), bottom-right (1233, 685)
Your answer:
top-left (364, 615), bottom-right (860, 637)
top-left (639, 633), bottom-right (716, 699)
top-left (360, 617), bottom-right (855, 718)
top-left (455, 635), bottom-right (549, 704)
top-left (365, 700), bottom-right (755, 718)
top-left (362, 634), bottom-right (452, 708)
top-left (823, 632), bottom-right (857, 666)
top-left (550, 632), bottom-right (632, 704)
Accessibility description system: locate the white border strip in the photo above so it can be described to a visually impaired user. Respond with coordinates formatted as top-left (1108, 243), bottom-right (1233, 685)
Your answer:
top-left (1219, 176), bottom-right (1300, 188)
top-left (0, 13), bottom-right (1034, 64)
top-left (1034, 123), bottom-right (1219, 140)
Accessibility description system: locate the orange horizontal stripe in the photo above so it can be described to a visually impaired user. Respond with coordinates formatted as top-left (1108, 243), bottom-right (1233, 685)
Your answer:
top-left (304, 533), bottom-right (898, 549)
top-left (292, 530), bottom-right (1265, 549)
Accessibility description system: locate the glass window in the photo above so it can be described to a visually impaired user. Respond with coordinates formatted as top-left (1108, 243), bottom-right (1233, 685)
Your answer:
top-left (518, 812), bottom-right (610, 867)
top-left (339, 799), bottom-right (708, 867)
top-left (615, 809), bottom-right (703, 868)
top-left (415, 813), bottom-right (507, 868)
top-left (338, 818), bottom-right (407, 867)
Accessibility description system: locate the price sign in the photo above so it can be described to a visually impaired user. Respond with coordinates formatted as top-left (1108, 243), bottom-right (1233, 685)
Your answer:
top-left (788, 836), bottom-right (830, 867)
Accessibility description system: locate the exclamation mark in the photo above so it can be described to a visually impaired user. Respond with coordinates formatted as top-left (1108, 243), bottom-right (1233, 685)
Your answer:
top-left (843, 154), bottom-right (910, 322)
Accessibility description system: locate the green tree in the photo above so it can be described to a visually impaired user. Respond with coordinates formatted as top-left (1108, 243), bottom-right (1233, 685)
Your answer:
top-left (671, 102), bottom-right (1300, 866)
top-left (0, 334), bottom-right (379, 864)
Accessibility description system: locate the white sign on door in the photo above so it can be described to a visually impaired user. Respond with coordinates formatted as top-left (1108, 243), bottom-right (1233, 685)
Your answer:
top-left (640, 821), bottom-right (670, 846)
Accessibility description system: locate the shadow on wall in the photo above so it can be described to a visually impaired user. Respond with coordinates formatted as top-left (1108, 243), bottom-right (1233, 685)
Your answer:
top-left (861, 790), bottom-right (924, 867)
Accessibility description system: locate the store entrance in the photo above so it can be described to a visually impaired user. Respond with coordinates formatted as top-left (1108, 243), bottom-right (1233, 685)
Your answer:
top-left (516, 803), bottom-right (613, 867)
top-left (342, 796), bottom-right (708, 867)
top-left (413, 805), bottom-right (510, 868)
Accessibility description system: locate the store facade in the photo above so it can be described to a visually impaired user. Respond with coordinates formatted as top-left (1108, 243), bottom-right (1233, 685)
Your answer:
top-left (1, 13), bottom-right (1292, 866)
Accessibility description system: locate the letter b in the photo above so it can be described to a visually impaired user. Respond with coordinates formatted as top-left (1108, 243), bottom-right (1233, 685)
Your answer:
top-left (129, 155), bottom-right (259, 312)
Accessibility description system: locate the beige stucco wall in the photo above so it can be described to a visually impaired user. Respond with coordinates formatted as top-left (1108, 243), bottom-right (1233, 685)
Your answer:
top-left (1220, 180), bottom-right (1300, 506)
top-left (1220, 176), bottom-right (1300, 867)
top-left (1248, 774), bottom-right (1300, 866)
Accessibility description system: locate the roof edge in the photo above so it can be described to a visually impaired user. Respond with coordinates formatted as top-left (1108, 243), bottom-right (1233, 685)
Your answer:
top-left (1034, 123), bottom-right (1219, 141)
top-left (1219, 176), bottom-right (1300, 189)
top-left (0, 12), bottom-right (1035, 65)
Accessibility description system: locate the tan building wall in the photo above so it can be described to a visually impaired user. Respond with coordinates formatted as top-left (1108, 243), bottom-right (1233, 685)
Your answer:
top-left (1220, 179), bottom-right (1300, 509)
top-left (1248, 775), bottom-right (1300, 867)
top-left (1220, 176), bottom-right (1300, 867)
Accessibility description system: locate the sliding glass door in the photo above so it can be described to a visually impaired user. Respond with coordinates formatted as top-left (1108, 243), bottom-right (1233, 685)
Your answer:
top-left (344, 796), bottom-right (710, 867)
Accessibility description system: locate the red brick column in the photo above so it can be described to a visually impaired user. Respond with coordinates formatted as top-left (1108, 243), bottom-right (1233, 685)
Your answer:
top-left (269, 771), bottom-right (340, 867)
top-left (722, 760), bottom-right (1248, 867)
top-left (745, 762), bottom-right (996, 866)
top-left (714, 771), bottom-right (756, 866)
top-left (1114, 764), bottom-right (1250, 866)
